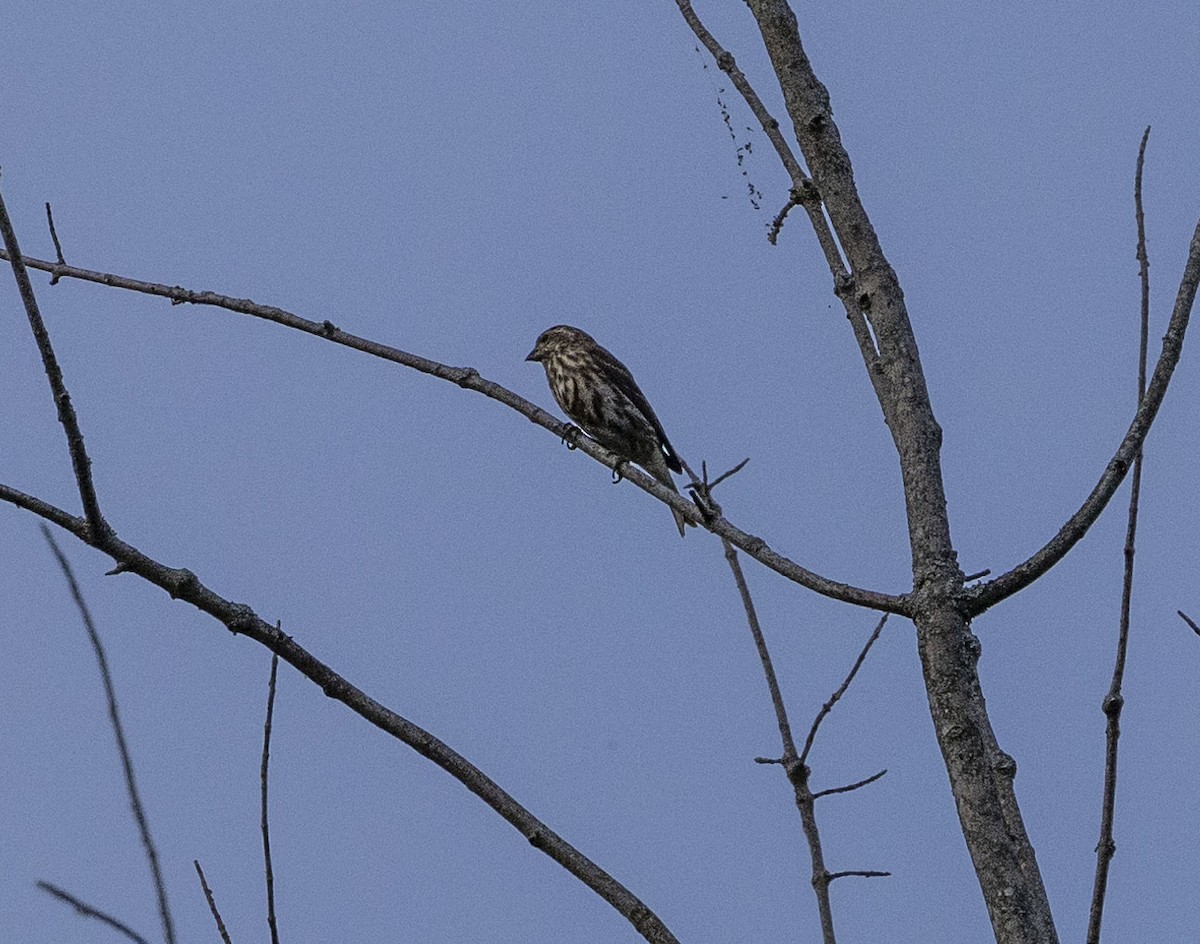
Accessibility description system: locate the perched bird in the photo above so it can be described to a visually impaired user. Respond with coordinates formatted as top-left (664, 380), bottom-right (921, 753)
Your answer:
top-left (526, 325), bottom-right (691, 536)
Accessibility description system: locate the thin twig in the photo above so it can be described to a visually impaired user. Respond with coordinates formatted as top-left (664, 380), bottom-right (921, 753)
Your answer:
top-left (723, 540), bottom-right (834, 942)
top-left (194, 861), bottom-right (233, 944)
top-left (261, 652), bottom-right (281, 944)
top-left (674, 0), bottom-right (806, 186)
top-left (672, 0), bottom-right (874, 379)
top-left (827, 870), bottom-right (891, 881)
top-left (45, 201), bottom-right (66, 282)
top-left (800, 616), bottom-right (888, 766)
top-left (812, 769), bottom-right (888, 800)
top-left (36, 880), bottom-right (151, 944)
top-left (0, 179), bottom-right (108, 541)
top-left (1086, 124), bottom-right (1153, 944)
top-left (1178, 610), bottom-right (1200, 636)
top-left (41, 526), bottom-right (176, 944)
top-left (768, 188), bottom-right (802, 245)
top-left (723, 540), bottom-right (797, 754)
top-left (0, 247), bottom-right (909, 615)
top-left (0, 487), bottom-right (682, 944)
top-left (707, 456), bottom-right (750, 491)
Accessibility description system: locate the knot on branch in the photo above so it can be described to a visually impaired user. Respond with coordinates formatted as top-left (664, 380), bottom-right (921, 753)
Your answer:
top-left (1102, 692), bottom-right (1124, 717)
top-left (685, 457), bottom-right (750, 524)
top-left (226, 604), bottom-right (258, 636)
top-left (168, 568), bottom-right (198, 599)
top-left (784, 758), bottom-right (810, 787)
top-left (963, 632), bottom-right (982, 663)
top-left (992, 751), bottom-right (1017, 779)
top-left (320, 320), bottom-right (339, 338)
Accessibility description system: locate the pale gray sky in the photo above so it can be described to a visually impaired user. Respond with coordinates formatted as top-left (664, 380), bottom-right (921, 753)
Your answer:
top-left (3, 3), bottom-right (1199, 942)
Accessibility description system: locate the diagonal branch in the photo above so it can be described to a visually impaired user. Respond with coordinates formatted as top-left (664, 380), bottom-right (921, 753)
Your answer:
top-left (194, 861), bottom-right (234, 944)
top-left (675, 0), bottom-right (805, 185)
top-left (0, 181), bottom-right (109, 542)
top-left (673, 0), bottom-right (883, 386)
top-left (798, 615), bottom-right (886, 766)
top-left (36, 880), bottom-right (151, 944)
top-left (2, 484), bottom-right (683, 944)
top-left (0, 247), bottom-right (909, 615)
top-left (811, 769), bottom-right (887, 800)
top-left (969, 214), bottom-right (1200, 616)
top-left (41, 526), bottom-right (176, 944)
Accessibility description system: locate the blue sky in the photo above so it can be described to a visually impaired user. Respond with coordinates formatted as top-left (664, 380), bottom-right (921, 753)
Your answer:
top-left (3, 3), bottom-right (1199, 942)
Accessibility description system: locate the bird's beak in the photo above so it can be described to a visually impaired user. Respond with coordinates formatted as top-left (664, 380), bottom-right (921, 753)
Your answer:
top-left (525, 347), bottom-right (540, 362)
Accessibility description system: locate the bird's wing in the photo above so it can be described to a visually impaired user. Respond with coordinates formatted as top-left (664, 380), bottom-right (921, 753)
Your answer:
top-left (595, 344), bottom-right (684, 474)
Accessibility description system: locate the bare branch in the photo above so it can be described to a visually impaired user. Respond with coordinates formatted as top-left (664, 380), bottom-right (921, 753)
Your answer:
top-left (737, 4), bottom-right (1060, 936)
top-left (36, 880), bottom-right (151, 944)
top-left (799, 616), bottom-right (887, 766)
top-left (707, 456), bottom-right (751, 490)
top-left (768, 188), bottom-right (803, 245)
top-left (826, 870), bottom-right (890, 882)
top-left (194, 861), bottom-right (233, 944)
top-left (723, 540), bottom-right (798, 757)
top-left (44, 201), bottom-right (66, 282)
top-left (0, 181), bottom-right (108, 541)
top-left (261, 651), bottom-right (282, 944)
top-left (724, 541), bottom-right (888, 944)
top-left (41, 526), bottom-right (176, 944)
top-left (1086, 124), bottom-right (1153, 944)
top-left (0, 248), bottom-right (909, 615)
top-left (673, 0), bottom-right (806, 186)
top-left (970, 212), bottom-right (1200, 615)
top-left (3, 487), bottom-right (682, 944)
top-left (1179, 610), bottom-right (1200, 636)
top-left (812, 769), bottom-right (887, 800)
top-left (672, 0), bottom-right (887, 393)
top-left (725, 539), bottom-right (838, 942)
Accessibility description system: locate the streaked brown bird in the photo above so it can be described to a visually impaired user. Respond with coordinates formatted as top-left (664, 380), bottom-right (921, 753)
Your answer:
top-left (526, 325), bottom-right (691, 536)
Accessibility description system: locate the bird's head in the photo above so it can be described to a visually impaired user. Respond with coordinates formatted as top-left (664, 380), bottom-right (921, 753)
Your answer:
top-left (526, 324), bottom-right (594, 362)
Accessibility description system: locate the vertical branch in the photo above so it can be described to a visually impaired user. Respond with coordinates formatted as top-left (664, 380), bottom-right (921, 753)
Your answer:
top-left (261, 652), bottom-right (282, 944)
top-left (723, 539), bottom-right (835, 943)
top-left (41, 526), bottom-right (176, 944)
top-left (723, 535), bottom-right (888, 944)
top-left (1086, 125), bottom-right (1152, 944)
top-left (0, 179), bottom-right (109, 541)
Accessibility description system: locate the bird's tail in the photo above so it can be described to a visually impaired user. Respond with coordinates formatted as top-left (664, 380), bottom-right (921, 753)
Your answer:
top-left (649, 459), bottom-right (691, 538)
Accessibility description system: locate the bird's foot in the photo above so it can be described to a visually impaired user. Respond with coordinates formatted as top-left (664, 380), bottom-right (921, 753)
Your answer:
top-left (611, 459), bottom-right (629, 484)
top-left (560, 424), bottom-right (582, 450)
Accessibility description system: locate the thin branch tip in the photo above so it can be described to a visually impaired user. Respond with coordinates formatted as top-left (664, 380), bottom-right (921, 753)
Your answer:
top-left (799, 615), bottom-right (888, 766)
top-left (36, 880), bottom-right (152, 944)
top-left (40, 527), bottom-right (175, 944)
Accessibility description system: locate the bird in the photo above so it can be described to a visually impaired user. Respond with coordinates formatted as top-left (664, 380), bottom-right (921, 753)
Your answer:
top-left (526, 325), bottom-right (691, 536)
